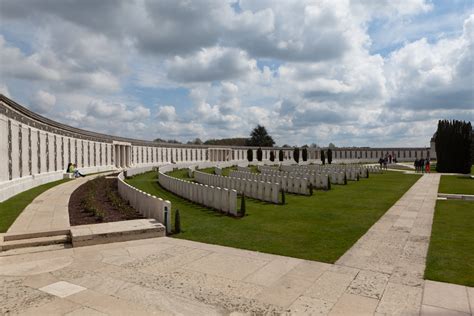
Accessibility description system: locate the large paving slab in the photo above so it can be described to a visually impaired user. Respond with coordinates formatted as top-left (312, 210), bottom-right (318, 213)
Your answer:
top-left (0, 236), bottom-right (472, 315)
top-left (1, 173), bottom-right (472, 315)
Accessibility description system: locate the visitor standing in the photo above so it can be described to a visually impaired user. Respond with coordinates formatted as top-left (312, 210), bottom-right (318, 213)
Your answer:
top-left (425, 159), bottom-right (430, 173)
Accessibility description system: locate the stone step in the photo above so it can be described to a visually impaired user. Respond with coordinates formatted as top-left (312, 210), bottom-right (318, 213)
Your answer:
top-left (70, 219), bottom-right (166, 247)
top-left (3, 229), bottom-right (71, 242)
top-left (0, 235), bottom-right (70, 251)
top-left (0, 243), bottom-right (71, 257)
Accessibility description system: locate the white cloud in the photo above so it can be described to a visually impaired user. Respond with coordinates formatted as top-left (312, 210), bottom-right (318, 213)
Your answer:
top-left (0, 35), bottom-right (60, 82)
top-left (385, 14), bottom-right (473, 110)
top-left (30, 90), bottom-right (56, 113)
top-left (156, 105), bottom-right (177, 121)
top-left (0, 1), bottom-right (471, 146)
top-left (0, 84), bottom-right (11, 98)
top-left (167, 47), bottom-right (256, 82)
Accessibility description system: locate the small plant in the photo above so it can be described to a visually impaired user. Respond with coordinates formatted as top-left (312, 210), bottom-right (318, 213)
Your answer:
top-left (281, 189), bottom-right (286, 205)
top-left (240, 194), bottom-right (246, 217)
top-left (174, 209), bottom-right (181, 233)
top-left (95, 209), bottom-right (105, 221)
top-left (344, 173), bottom-right (347, 185)
top-left (366, 169), bottom-right (369, 178)
top-left (326, 175), bottom-right (331, 190)
top-left (309, 183), bottom-right (313, 195)
top-left (357, 173), bottom-right (360, 181)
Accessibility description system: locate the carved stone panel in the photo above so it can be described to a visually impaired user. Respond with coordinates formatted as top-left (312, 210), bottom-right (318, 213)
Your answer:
top-left (46, 133), bottom-right (49, 172)
top-left (8, 119), bottom-right (12, 180)
top-left (37, 131), bottom-right (41, 173)
top-left (18, 124), bottom-right (22, 177)
top-left (28, 128), bottom-right (32, 175)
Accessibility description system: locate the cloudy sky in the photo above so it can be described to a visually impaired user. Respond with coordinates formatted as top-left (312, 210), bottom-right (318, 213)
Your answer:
top-left (0, 0), bottom-right (472, 147)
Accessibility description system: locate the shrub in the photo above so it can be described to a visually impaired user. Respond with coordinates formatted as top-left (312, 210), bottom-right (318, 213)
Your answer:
top-left (247, 149), bottom-right (253, 162)
top-left (279, 149), bottom-right (284, 162)
top-left (293, 147), bottom-right (300, 163)
top-left (344, 173), bottom-right (347, 185)
top-left (270, 151), bottom-right (275, 162)
top-left (240, 194), bottom-right (246, 217)
top-left (327, 175), bottom-right (331, 190)
top-left (281, 189), bottom-right (286, 205)
top-left (257, 147), bottom-right (263, 161)
top-left (309, 183), bottom-right (313, 195)
top-left (302, 148), bottom-right (308, 161)
top-left (174, 209), bottom-right (181, 233)
top-left (327, 148), bottom-right (333, 164)
top-left (321, 150), bottom-right (326, 165)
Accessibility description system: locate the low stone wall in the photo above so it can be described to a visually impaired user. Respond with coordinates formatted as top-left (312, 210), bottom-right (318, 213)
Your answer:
top-left (158, 171), bottom-right (238, 216)
top-left (194, 170), bottom-right (281, 203)
top-left (117, 171), bottom-right (172, 233)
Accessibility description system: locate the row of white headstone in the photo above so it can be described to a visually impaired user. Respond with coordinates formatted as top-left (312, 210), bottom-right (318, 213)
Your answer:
top-left (158, 172), bottom-right (238, 216)
top-left (117, 172), bottom-right (172, 233)
top-left (237, 166), bottom-right (251, 172)
top-left (194, 170), bottom-right (280, 203)
top-left (228, 170), bottom-right (312, 194)
top-left (261, 164), bottom-right (372, 180)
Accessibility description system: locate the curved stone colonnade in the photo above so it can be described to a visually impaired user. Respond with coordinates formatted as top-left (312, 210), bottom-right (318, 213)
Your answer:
top-left (0, 94), bottom-right (433, 202)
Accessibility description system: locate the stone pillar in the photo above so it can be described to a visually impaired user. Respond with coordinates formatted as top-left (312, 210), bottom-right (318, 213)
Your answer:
top-left (115, 145), bottom-right (120, 168)
top-left (127, 146), bottom-right (132, 167)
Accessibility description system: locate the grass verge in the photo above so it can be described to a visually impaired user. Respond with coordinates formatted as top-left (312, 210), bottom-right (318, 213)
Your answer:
top-left (127, 170), bottom-right (419, 263)
top-left (438, 175), bottom-right (474, 195)
top-left (425, 200), bottom-right (474, 286)
top-left (0, 179), bottom-right (71, 233)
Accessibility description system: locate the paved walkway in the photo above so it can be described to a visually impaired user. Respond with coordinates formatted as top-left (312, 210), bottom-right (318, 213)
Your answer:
top-left (7, 174), bottom-right (114, 235)
top-left (1, 174), bottom-right (472, 315)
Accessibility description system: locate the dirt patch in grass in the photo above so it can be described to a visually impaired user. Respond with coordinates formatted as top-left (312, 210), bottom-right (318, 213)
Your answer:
top-left (69, 176), bottom-right (142, 225)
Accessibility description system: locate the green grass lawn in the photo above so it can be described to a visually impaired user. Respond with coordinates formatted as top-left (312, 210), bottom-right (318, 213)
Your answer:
top-left (0, 179), bottom-right (71, 233)
top-left (127, 171), bottom-right (420, 263)
top-left (425, 200), bottom-right (474, 287)
top-left (438, 175), bottom-right (474, 195)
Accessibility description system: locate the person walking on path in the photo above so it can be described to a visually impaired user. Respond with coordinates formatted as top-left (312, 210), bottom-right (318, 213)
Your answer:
top-left (425, 159), bottom-right (430, 173)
